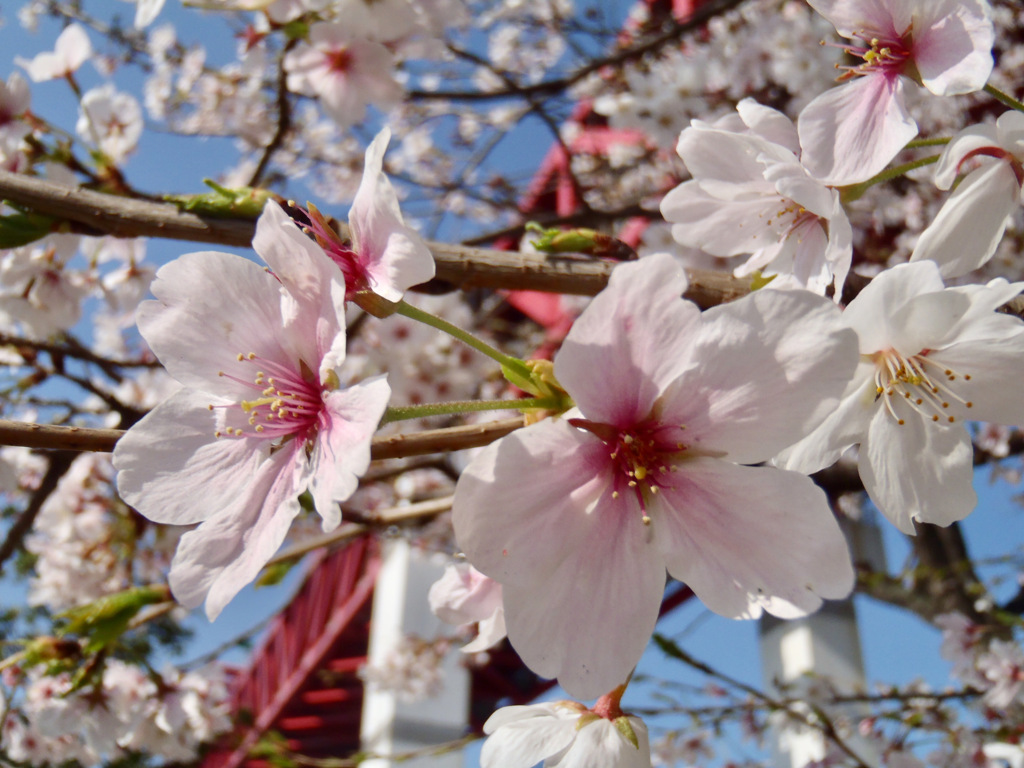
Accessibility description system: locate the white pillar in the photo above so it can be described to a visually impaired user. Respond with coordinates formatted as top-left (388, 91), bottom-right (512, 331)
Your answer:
top-left (759, 517), bottom-right (885, 768)
top-left (361, 539), bottom-right (469, 768)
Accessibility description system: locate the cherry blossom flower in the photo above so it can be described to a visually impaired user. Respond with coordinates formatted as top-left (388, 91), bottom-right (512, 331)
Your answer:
top-left (131, 0), bottom-right (166, 27)
top-left (661, 98), bottom-right (852, 296)
top-left (798, 0), bottom-right (994, 185)
top-left (429, 561), bottom-right (507, 652)
top-left (299, 128), bottom-right (435, 304)
top-left (453, 253), bottom-right (858, 698)
top-left (113, 201), bottom-right (391, 619)
top-left (77, 85), bottom-right (144, 163)
top-left (911, 110), bottom-right (1024, 278)
top-left (283, 22), bottom-right (402, 128)
top-left (17, 23), bottom-right (93, 82)
top-left (0, 73), bottom-right (30, 136)
top-left (0, 240), bottom-right (89, 339)
top-left (481, 699), bottom-right (650, 768)
top-left (977, 639), bottom-right (1024, 709)
top-left (777, 261), bottom-right (1024, 534)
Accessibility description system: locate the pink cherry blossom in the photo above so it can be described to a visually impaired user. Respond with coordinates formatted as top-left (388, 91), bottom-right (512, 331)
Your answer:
top-left (114, 201), bottom-right (391, 619)
top-left (0, 73), bottom-right (30, 135)
top-left (453, 253), bottom-right (858, 699)
top-left (777, 261), bottom-right (1024, 534)
top-left (661, 98), bottom-right (852, 297)
top-left (911, 110), bottom-right (1024, 278)
top-left (798, 0), bottom-right (994, 185)
top-left (284, 22), bottom-right (403, 128)
top-left (300, 128), bottom-right (435, 303)
top-left (17, 23), bottom-right (93, 82)
top-left (429, 561), bottom-right (507, 652)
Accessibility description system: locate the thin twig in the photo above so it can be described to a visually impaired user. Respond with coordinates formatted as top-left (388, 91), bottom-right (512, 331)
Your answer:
top-left (0, 451), bottom-right (76, 575)
top-left (266, 496), bottom-right (453, 567)
top-left (405, 0), bottom-right (748, 102)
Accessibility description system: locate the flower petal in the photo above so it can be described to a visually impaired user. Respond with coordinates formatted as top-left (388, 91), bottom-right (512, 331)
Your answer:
top-left (349, 127), bottom-right (435, 301)
top-left (798, 75), bottom-right (917, 185)
top-left (554, 254), bottom-right (699, 427)
top-left (481, 705), bottom-right (576, 768)
top-left (114, 389), bottom-right (265, 526)
top-left (309, 375), bottom-right (391, 531)
top-left (169, 443), bottom-right (304, 620)
top-left (253, 200), bottom-right (348, 375)
top-left (657, 288), bottom-right (858, 464)
top-left (137, 251), bottom-right (288, 400)
top-left (453, 420), bottom-right (665, 699)
top-left (774, 364), bottom-right (877, 474)
top-left (860, 404), bottom-right (976, 533)
top-left (841, 261), bottom-right (946, 354)
top-left (912, 0), bottom-right (993, 96)
top-left (655, 458), bottom-right (854, 619)
top-left (554, 718), bottom-right (651, 768)
top-left (910, 162), bottom-right (1019, 279)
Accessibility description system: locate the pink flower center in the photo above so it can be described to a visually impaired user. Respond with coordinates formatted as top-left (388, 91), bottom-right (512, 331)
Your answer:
top-left (214, 352), bottom-right (324, 443)
top-left (832, 31), bottom-right (912, 81)
top-left (327, 47), bottom-right (353, 73)
top-left (570, 418), bottom-right (687, 525)
top-left (296, 206), bottom-right (367, 299)
top-left (872, 348), bottom-right (973, 426)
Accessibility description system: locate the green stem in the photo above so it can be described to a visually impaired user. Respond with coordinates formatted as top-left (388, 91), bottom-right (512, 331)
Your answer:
top-left (985, 83), bottom-right (1024, 113)
top-left (394, 300), bottom-right (530, 378)
top-left (904, 137), bottom-right (950, 149)
top-left (840, 154), bottom-right (940, 203)
top-left (382, 397), bottom-right (559, 425)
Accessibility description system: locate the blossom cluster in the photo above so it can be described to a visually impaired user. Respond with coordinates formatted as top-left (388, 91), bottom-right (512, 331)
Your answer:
top-left (5, 0), bottom-right (1024, 767)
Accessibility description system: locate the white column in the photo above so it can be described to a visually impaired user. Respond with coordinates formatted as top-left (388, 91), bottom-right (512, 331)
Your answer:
top-left (759, 517), bottom-right (885, 768)
top-left (361, 538), bottom-right (469, 768)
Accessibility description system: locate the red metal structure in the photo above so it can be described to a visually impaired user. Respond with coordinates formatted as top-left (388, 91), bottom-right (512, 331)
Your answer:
top-left (201, 2), bottom-right (711, 764)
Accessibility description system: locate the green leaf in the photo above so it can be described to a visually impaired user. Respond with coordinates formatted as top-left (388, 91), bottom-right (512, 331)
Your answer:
top-left (163, 179), bottom-right (274, 218)
top-left (0, 210), bottom-right (56, 248)
top-left (613, 715), bottom-right (640, 750)
top-left (58, 585), bottom-right (170, 654)
top-left (256, 558), bottom-right (299, 588)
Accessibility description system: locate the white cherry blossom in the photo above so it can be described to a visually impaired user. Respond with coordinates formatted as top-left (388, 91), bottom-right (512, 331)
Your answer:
top-left (76, 85), bottom-right (144, 163)
top-left (777, 261), bottom-right (1024, 533)
top-left (481, 701), bottom-right (651, 768)
top-left (17, 23), bottom-right (93, 82)
top-left (284, 22), bottom-right (402, 128)
top-left (911, 110), bottom-right (1024, 278)
top-left (661, 98), bottom-right (852, 296)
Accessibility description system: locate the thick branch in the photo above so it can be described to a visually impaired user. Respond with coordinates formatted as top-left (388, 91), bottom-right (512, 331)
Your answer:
top-left (0, 416), bottom-right (524, 459)
top-left (0, 168), bottom-right (749, 303)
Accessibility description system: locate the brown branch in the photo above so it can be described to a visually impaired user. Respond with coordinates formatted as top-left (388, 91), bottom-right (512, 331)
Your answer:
top-left (266, 495), bottom-right (454, 566)
top-left (0, 168), bottom-right (750, 303)
top-left (247, 38), bottom-right (298, 188)
top-left (0, 451), bottom-right (76, 575)
top-left (0, 332), bottom-right (161, 370)
top-left (0, 416), bottom-right (524, 459)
